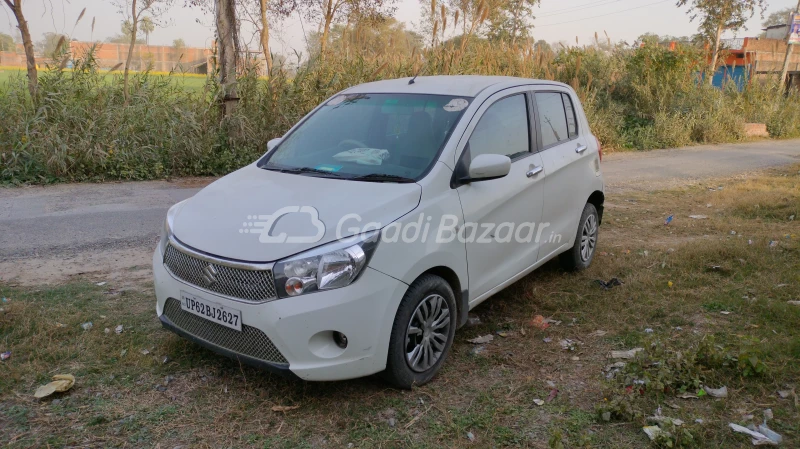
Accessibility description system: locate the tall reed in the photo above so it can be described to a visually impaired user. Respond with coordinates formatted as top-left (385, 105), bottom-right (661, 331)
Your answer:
top-left (1, 40), bottom-right (798, 184)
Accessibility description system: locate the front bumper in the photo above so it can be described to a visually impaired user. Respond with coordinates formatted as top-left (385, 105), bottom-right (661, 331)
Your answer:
top-left (159, 311), bottom-right (298, 378)
top-left (153, 247), bottom-right (408, 381)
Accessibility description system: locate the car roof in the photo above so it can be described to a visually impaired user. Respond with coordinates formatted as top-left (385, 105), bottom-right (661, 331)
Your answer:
top-left (342, 75), bottom-right (569, 97)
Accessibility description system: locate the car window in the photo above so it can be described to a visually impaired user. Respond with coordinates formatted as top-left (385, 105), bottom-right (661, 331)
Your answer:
top-left (467, 94), bottom-right (529, 161)
top-left (261, 93), bottom-right (470, 180)
top-left (562, 93), bottom-right (578, 139)
top-left (535, 92), bottom-right (569, 148)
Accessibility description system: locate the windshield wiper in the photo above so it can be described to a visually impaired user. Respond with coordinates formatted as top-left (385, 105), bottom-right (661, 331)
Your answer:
top-left (349, 173), bottom-right (417, 183)
top-left (265, 166), bottom-right (342, 177)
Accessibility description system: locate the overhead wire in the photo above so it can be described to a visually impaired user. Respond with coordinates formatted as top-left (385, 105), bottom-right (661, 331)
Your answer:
top-left (536, 0), bottom-right (673, 28)
top-left (536, 0), bottom-right (627, 18)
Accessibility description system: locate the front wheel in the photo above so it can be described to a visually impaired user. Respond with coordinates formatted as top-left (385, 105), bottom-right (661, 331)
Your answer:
top-left (382, 274), bottom-right (457, 389)
top-left (560, 202), bottom-right (599, 272)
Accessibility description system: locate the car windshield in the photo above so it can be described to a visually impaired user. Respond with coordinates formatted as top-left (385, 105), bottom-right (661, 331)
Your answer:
top-left (259, 93), bottom-right (471, 181)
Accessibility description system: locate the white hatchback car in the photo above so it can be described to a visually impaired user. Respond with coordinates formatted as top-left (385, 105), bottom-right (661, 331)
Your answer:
top-left (154, 76), bottom-right (604, 388)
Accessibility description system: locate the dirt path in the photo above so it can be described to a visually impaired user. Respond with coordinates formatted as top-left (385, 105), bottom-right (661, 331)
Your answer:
top-left (1, 139), bottom-right (799, 285)
top-left (602, 138), bottom-right (800, 191)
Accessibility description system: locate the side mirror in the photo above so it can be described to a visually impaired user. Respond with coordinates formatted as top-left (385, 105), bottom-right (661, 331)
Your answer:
top-left (267, 137), bottom-right (283, 151)
top-left (465, 154), bottom-right (511, 182)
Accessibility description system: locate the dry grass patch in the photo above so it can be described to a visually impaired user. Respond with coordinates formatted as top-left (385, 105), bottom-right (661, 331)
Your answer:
top-left (1, 166), bottom-right (798, 448)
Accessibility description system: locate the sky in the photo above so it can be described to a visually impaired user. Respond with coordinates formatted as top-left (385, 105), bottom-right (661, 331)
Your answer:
top-left (1, 0), bottom-right (798, 56)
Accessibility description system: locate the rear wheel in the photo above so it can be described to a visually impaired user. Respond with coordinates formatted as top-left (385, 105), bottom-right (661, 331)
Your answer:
top-left (560, 203), bottom-right (599, 272)
top-left (382, 274), bottom-right (457, 389)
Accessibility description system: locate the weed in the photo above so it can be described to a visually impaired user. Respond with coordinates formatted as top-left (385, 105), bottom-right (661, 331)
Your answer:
top-left (1, 166), bottom-right (799, 447)
top-left (3, 42), bottom-right (800, 184)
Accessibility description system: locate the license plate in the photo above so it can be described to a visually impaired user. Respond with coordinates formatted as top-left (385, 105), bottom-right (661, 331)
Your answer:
top-left (180, 291), bottom-right (242, 331)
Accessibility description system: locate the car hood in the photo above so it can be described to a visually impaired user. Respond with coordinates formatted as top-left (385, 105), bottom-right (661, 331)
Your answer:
top-left (171, 164), bottom-right (421, 262)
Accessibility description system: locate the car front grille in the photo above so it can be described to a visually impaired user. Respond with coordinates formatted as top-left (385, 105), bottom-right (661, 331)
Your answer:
top-left (163, 297), bottom-right (288, 365)
top-left (163, 244), bottom-right (277, 302)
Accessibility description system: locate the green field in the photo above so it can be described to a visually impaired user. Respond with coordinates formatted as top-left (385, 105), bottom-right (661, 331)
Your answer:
top-left (0, 66), bottom-right (209, 91)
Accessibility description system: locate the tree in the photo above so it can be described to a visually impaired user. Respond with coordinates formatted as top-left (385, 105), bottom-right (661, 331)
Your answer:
top-left (676, 0), bottom-right (767, 85)
top-left (762, 7), bottom-right (793, 28)
top-left (2, 0), bottom-right (38, 99)
top-left (107, 20), bottom-right (145, 43)
top-left (533, 39), bottom-right (552, 54)
top-left (140, 16), bottom-right (155, 45)
top-left (258, 0), bottom-right (273, 72)
top-left (297, 0), bottom-right (397, 55)
top-left (235, 0), bottom-right (294, 74)
top-left (184, 0), bottom-right (240, 114)
top-left (173, 38), bottom-right (186, 50)
top-left (634, 33), bottom-right (696, 46)
top-left (445, 0), bottom-right (507, 51)
top-left (417, 0), bottom-right (450, 48)
top-left (486, 0), bottom-right (540, 44)
top-left (113, 0), bottom-right (174, 100)
top-left (37, 32), bottom-right (69, 58)
top-left (311, 17), bottom-right (422, 58)
top-left (215, 0), bottom-right (239, 115)
top-left (0, 32), bottom-right (15, 51)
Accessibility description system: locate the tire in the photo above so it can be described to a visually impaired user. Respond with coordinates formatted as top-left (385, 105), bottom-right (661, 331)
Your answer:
top-left (560, 202), bottom-right (600, 272)
top-left (382, 274), bottom-right (457, 389)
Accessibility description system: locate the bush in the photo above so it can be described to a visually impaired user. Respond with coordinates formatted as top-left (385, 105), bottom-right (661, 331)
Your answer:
top-left (2, 41), bottom-right (800, 184)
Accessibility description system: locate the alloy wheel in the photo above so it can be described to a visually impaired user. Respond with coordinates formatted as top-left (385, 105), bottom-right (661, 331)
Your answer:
top-left (405, 294), bottom-right (451, 372)
top-left (580, 214), bottom-right (598, 262)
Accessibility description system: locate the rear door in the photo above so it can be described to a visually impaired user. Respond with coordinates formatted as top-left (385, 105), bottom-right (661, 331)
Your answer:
top-left (533, 89), bottom-right (592, 262)
top-left (455, 88), bottom-right (547, 302)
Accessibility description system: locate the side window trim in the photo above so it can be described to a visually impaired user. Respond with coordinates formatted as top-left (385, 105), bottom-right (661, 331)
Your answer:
top-left (527, 91), bottom-right (543, 153)
top-left (511, 92), bottom-right (534, 161)
top-left (533, 89), bottom-right (580, 152)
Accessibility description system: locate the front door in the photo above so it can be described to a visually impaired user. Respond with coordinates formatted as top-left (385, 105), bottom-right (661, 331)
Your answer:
top-left (455, 90), bottom-right (546, 302)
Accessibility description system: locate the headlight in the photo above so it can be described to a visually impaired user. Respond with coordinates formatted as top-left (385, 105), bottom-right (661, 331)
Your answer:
top-left (273, 230), bottom-right (380, 298)
top-left (159, 200), bottom-right (187, 254)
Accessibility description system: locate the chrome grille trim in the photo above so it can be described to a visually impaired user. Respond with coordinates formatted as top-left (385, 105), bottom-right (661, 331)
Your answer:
top-left (163, 241), bottom-right (277, 303)
top-left (163, 298), bottom-right (288, 365)
top-left (167, 236), bottom-right (274, 271)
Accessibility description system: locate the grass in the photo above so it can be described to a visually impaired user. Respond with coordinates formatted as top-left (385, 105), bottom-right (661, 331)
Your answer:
top-left (0, 65), bottom-right (210, 92)
top-left (3, 41), bottom-right (800, 185)
top-left (0, 165), bottom-right (798, 447)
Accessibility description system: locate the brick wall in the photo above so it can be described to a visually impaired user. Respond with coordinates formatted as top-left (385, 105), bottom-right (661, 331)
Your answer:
top-left (1, 41), bottom-right (213, 73)
top-left (0, 51), bottom-right (25, 67)
top-left (69, 41), bottom-right (212, 72)
top-left (742, 38), bottom-right (800, 74)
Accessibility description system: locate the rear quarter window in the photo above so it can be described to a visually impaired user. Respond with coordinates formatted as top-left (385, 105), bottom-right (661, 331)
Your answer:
top-left (562, 93), bottom-right (579, 139)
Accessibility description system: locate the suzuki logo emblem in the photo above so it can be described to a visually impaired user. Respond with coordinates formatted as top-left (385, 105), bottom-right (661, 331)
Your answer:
top-left (201, 264), bottom-right (218, 287)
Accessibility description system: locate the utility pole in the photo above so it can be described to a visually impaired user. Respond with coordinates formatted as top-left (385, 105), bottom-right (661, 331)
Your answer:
top-left (779, 0), bottom-right (800, 86)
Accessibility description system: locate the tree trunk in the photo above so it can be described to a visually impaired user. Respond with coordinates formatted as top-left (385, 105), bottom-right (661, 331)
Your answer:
top-left (123, 0), bottom-right (138, 101)
top-left (510, 7), bottom-right (519, 45)
top-left (708, 22), bottom-right (723, 85)
top-left (215, 0), bottom-right (239, 117)
top-left (258, 0), bottom-right (272, 73)
top-left (320, 0), bottom-right (334, 56)
top-left (5, 0), bottom-right (38, 100)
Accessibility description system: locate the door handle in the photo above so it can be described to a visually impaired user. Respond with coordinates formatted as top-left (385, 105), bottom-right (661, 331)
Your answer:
top-left (575, 144), bottom-right (588, 154)
top-left (526, 166), bottom-right (543, 178)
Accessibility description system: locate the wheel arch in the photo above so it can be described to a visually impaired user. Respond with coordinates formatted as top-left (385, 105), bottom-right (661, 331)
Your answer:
top-left (587, 190), bottom-right (605, 225)
top-left (418, 266), bottom-right (468, 329)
